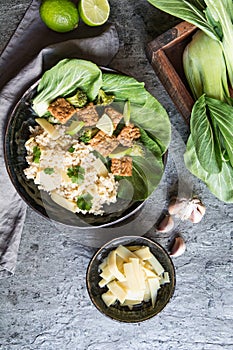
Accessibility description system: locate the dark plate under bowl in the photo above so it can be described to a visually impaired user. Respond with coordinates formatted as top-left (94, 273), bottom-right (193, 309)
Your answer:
top-left (86, 236), bottom-right (176, 322)
top-left (4, 80), bottom-right (145, 228)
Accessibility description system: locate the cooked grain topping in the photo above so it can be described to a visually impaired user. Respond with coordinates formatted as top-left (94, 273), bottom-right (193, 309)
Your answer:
top-left (48, 98), bottom-right (76, 124)
top-left (89, 130), bottom-right (120, 157)
top-left (111, 156), bottom-right (133, 177)
top-left (76, 102), bottom-right (99, 126)
top-left (104, 107), bottom-right (123, 129)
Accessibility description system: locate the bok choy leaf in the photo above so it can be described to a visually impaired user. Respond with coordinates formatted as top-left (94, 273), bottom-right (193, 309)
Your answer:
top-left (148, 0), bottom-right (233, 202)
top-left (32, 59), bottom-right (102, 116)
top-left (147, 0), bottom-right (233, 88)
top-left (204, 0), bottom-right (233, 88)
top-left (205, 96), bottom-right (233, 168)
top-left (183, 30), bottom-right (229, 101)
top-left (185, 94), bottom-right (233, 201)
top-left (190, 94), bottom-right (222, 174)
top-left (147, 0), bottom-right (218, 40)
top-left (184, 135), bottom-right (233, 202)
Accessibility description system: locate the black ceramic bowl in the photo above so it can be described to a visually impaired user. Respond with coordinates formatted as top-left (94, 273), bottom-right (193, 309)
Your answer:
top-left (4, 62), bottom-right (168, 229)
top-left (86, 236), bottom-right (176, 322)
top-left (4, 81), bottom-right (144, 228)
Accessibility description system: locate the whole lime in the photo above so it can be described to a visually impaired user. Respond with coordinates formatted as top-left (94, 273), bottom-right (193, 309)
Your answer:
top-left (39, 0), bottom-right (79, 33)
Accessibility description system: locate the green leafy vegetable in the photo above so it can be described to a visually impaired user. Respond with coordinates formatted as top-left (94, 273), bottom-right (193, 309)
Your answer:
top-left (147, 0), bottom-right (233, 88)
top-left (67, 166), bottom-right (85, 184)
top-left (190, 94), bottom-right (222, 174)
top-left (147, 0), bottom-right (233, 201)
top-left (139, 127), bottom-right (163, 158)
top-left (204, 0), bottom-right (233, 88)
top-left (205, 96), bottom-right (233, 168)
top-left (43, 167), bottom-right (54, 175)
top-left (33, 59), bottom-right (102, 116)
top-left (76, 193), bottom-right (93, 211)
top-left (117, 154), bottom-right (164, 201)
top-left (184, 135), bottom-right (233, 202)
top-left (183, 30), bottom-right (229, 101)
top-left (32, 146), bottom-right (41, 163)
top-left (66, 89), bottom-right (88, 107)
top-left (185, 95), bottom-right (233, 202)
top-left (100, 73), bottom-right (170, 200)
top-left (130, 92), bottom-right (171, 153)
top-left (147, 0), bottom-right (218, 41)
top-left (102, 73), bottom-right (148, 105)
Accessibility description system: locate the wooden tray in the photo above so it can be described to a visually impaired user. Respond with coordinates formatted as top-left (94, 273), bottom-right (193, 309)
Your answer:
top-left (146, 21), bottom-right (197, 124)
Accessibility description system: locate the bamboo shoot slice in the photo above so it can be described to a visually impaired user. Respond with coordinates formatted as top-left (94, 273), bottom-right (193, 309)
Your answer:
top-left (100, 265), bottom-right (114, 281)
top-left (134, 246), bottom-right (152, 260)
top-left (107, 280), bottom-right (127, 304)
top-left (107, 250), bottom-right (126, 282)
top-left (35, 118), bottom-right (60, 140)
top-left (115, 245), bottom-right (138, 262)
top-left (50, 192), bottom-right (77, 212)
top-left (101, 290), bottom-right (117, 307)
top-left (148, 277), bottom-right (160, 307)
top-left (147, 255), bottom-right (165, 276)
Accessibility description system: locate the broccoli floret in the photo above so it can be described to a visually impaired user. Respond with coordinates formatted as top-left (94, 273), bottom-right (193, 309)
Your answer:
top-left (97, 89), bottom-right (115, 106)
top-left (79, 128), bottom-right (98, 144)
top-left (66, 89), bottom-right (88, 108)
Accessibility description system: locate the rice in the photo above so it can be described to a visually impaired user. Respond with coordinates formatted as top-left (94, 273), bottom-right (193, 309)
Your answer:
top-left (24, 124), bottom-right (118, 215)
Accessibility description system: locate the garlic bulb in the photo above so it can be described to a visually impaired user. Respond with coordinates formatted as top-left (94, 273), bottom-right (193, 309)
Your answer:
top-left (168, 196), bottom-right (206, 223)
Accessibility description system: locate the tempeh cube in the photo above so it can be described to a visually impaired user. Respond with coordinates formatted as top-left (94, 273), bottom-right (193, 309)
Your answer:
top-left (111, 156), bottom-right (133, 176)
top-left (117, 124), bottom-right (141, 147)
top-left (76, 102), bottom-right (99, 126)
top-left (48, 98), bottom-right (76, 124)
top-left (89, 130), bottom-right (120, 157)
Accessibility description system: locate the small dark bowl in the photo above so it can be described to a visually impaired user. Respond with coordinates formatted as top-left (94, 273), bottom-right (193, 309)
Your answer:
top-left (86, 236), bottom-right (176, 322)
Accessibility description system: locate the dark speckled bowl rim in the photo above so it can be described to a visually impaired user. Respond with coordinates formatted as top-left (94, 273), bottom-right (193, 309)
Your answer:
top-left (86, 235), bottom-right (176, 323)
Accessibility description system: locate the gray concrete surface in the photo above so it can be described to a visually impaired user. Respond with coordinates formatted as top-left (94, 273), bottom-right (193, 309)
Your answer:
top-left (0, 0), bottom-right (233, 349)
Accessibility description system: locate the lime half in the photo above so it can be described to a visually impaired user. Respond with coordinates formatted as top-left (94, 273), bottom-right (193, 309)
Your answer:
top-left (78, 0), bottom-right (110, 26)
top-left (40, 0), bottom-right (79, 33)
top-left (96, 113), bottom-right (114, 136)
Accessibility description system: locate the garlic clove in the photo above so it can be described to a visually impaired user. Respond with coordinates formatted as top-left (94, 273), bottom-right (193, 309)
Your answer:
top-left (188, 207), bottom-right (203, 223)
top-left (169, 236), bottom-right (186, 257)
top-left (188, 209), bottom-right (202, 223)
top-left (192, 197), bottom-right (201, 205)
top-left (156, 215), bottom-right (174, 233)
top-left (197, 202), bottom-right (206, 216)
top-left (188, 199), bottom-right (206, 223)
